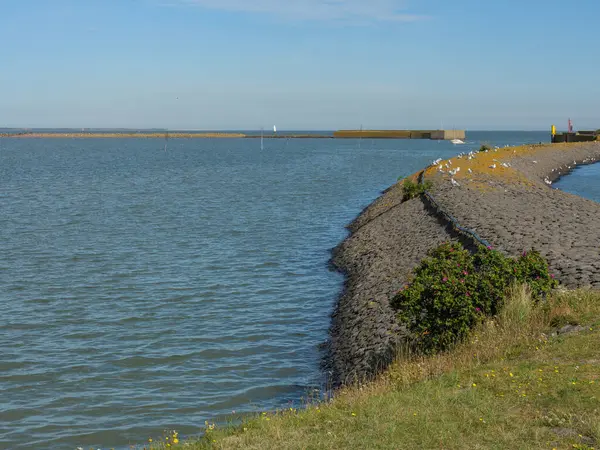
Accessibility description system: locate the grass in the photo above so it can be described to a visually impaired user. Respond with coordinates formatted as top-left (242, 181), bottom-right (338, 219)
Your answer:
top-left (145, 286), bottom-right (600, 450)
top-left (401, 178), bottom-right (433, 201)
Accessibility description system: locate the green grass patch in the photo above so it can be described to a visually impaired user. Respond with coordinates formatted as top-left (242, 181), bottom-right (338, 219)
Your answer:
top-left (401, 178), bottom-right (432, 201)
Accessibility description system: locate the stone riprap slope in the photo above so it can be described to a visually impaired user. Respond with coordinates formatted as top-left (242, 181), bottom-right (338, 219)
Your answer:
top-left (427, 142), bottom-right (600, 288)
top-left (328, 195), bottom-right (457, 385)
top-left (328, 142), bottom-right (600, 385)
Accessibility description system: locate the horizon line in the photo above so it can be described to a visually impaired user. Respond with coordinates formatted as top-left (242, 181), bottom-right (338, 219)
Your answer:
top-left (0, 127), bottom-right (559, 132)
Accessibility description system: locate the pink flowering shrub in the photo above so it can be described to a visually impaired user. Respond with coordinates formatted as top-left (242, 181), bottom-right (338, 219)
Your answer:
top-left (390, 242), bottom-right (557, 353)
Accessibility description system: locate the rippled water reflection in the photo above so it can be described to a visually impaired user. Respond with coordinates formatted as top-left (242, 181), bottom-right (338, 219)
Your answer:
top-left (1, 132), bottom-right (552, 449)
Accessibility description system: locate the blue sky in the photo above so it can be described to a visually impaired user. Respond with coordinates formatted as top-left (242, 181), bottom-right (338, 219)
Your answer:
top-left (0, 0), bottom-right (599, 130)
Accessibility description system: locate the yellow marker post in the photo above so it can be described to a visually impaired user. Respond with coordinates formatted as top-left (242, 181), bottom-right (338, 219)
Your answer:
top-left (551, 125), bottom-right (556, 136)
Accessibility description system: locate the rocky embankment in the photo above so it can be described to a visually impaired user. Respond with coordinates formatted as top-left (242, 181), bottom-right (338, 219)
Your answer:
top-left (327, 142), bottom-right (600, 385)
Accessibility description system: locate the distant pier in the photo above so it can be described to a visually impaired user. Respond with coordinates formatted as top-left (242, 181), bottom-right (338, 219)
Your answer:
top-left (333, 129), bottom-right (466, 140)
top-left (551, 131), bottom-right (599, 143)
top-left (1, 129), bottom-right (467, 140)
top-left (551, 123), bottom-right (599, 143)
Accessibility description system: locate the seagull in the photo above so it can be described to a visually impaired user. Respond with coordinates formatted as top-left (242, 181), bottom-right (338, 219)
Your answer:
top-left (450, 178), bottom-right (460, 187)
top-left (468, 168), bottom-right (473, 174)
top-left (489, 164), bottom-right (496, 169)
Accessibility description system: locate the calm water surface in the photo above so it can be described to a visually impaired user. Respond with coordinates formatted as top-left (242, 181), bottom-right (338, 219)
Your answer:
top-left (553, 162), bottom-right (600, 202)
top-left (2, 131), bottom-right (584, 449)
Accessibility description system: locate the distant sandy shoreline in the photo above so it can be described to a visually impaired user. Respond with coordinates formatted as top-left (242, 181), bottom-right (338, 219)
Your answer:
top-left (0, 132), bottom-right (247, 139)
top-left (0, 132), bottom-right (337, 139)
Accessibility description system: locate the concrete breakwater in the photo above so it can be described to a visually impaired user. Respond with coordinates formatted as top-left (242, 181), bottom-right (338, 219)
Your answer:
top-left (327, 142), bottom-right (600, 385)
top-left (333, 129), bottom-right (466, 140)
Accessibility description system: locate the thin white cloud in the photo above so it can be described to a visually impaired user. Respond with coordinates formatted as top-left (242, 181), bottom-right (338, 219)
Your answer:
top-left (174, 0), bottom-right (424, 23)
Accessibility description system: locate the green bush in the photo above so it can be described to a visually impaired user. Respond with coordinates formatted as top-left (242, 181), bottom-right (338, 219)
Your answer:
top-left (401, 179), bottom-right (433, 201)
top-left (390, 242), bottom-right (557, 353)
top-left (478, 144), bottom-right (491, 152)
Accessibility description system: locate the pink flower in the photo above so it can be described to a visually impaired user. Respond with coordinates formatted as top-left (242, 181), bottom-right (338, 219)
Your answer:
top-left (487, 245), bottom-right (493, 250)
top-left (522, 251), bottom-right (527, 257)
top-left (466, 292), bottom-right (471, 297)
top-left (463, 271), bottom-right (468, 276)
top-left (442, 277), bottom-right (448, 282)
top-left (475, 307), bottom-right (481, 312)
top-left (550, 274), bottom-right (555, 279)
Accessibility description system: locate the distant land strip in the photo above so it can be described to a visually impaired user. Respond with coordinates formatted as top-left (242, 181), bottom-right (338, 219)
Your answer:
top-left (0, 129), bottom-right (466, 140)
top-left (0, 132), bottom-right (247, 138)
top-left (0, 132), bottom-right (334, 139)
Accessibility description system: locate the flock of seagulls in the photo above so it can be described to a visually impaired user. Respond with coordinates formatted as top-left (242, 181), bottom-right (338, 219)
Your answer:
top-left (429, 146), bottom-right (598, 191)
top-left (431, 146), bottom-right (505, 187)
